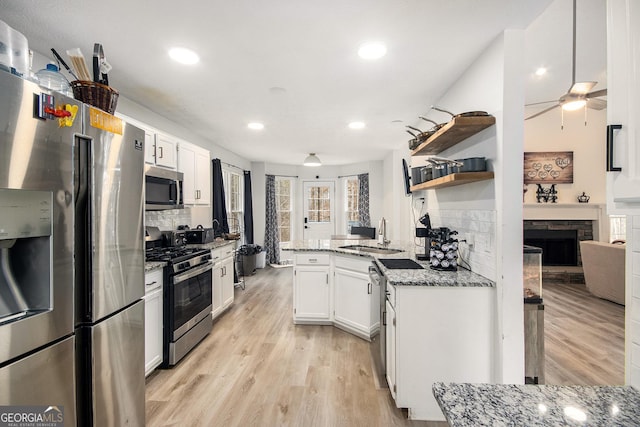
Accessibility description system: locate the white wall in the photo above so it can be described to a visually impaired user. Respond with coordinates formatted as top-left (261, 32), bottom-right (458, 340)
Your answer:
top-left (402, 30), bottom-right (526, 384)
top-left (250, 161), bottom-right (385, 248)
top-left (524, 108), bottom-right (607, 204)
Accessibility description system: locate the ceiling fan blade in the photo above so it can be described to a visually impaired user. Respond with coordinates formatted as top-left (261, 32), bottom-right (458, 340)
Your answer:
top-left (587, 88), bottom-right (607, 98)
top-left (525, 100), bottom-right (557, 107)
top-left (525, 104), bottom-right (560, 121)
top-left (587, 98), bottom-right (607, 110)
top-left (568, 81), bottom-right (596, 95)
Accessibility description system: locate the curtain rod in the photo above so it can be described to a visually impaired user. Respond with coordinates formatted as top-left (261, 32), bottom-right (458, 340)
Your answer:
top-left (273, 174), bottom-right (299, 178)
top-left (221, 161), bottom-right (245, 171)
top-left (337, 173), bottom-right (360, 179)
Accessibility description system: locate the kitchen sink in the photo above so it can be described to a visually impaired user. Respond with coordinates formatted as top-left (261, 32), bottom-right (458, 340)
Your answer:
top-left (338, 245), bottom-right (404, 254)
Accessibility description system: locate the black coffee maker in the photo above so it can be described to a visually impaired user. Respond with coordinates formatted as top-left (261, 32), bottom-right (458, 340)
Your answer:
top-left (415, 214), bottom-right (458, 271)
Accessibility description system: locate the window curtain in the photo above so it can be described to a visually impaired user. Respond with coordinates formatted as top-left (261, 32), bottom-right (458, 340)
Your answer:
top-left (243, 171), bottom-right (254, 244)
top-left (357, 173), bottom-right (371, 226)
top-left (212, 159), bottom-right (229, 235)
top-left (264, 174), bottom-right (280, 264)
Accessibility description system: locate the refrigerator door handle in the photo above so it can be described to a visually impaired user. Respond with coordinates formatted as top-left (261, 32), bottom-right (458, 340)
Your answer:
top-left (75, 136), bottom-right (93, 322)
top-left (606, 124), bottom-right (623, 172)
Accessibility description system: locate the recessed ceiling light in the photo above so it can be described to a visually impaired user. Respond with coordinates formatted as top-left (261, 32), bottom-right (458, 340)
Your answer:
top-left (247, 122), bottom-right (264, 130)
top-left (535, 67), bottom-right (547, 76)
top-left (358, 42), bottom-right (387, 60)
top-left (348, 121), bottom-right (365, 129)
top-left (168, 47), bottom-right (199, 65)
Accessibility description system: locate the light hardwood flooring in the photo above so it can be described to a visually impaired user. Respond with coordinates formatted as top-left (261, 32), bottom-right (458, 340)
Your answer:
top-left (146, 268), bottom-right (624, 426)
top-left (543, 281), bottom-right (625, 385)
top-left (145, 266), bottom-right (441, 427)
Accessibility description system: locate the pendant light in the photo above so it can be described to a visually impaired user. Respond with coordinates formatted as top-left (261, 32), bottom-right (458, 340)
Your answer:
top-left (303, 153), bottom-right (321, 167)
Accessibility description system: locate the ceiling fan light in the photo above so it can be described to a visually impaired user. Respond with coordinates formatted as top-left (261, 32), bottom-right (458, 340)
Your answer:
top-left (562, 99), bottom-right (586, 111)
top-left (303, 153), bottom-right (321, 167)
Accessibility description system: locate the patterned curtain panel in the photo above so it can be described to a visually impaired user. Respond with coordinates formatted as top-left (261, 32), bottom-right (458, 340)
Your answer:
top-left (264, 174), bottom-right (280, 264)
top-left (358, 173), bottom-right (371, 227)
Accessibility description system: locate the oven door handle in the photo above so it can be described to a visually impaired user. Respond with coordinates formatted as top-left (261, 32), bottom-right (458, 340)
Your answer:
top-left (173, 261), bottom-right (213, 284)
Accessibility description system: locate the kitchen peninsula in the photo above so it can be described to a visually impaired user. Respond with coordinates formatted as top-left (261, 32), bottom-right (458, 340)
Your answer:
top-left (283, 239), bottom-right (496, 421)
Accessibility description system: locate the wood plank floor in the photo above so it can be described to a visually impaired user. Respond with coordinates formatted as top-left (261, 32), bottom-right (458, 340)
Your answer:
top-left (145, 266), bottom-right (441, 427)
top-left (146, 268), bottom-right (625, 426)
top-left (542, 282), bottom-right (625, 386)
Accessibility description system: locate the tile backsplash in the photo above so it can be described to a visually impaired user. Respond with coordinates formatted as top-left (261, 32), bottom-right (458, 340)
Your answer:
top-left (428, 209), bottom-right (496, 281)
top-left (145, 208), bottom-right (193, 230)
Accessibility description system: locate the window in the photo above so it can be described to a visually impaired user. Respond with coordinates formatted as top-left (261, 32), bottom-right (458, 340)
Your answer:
top-left (223, 169), bottom-right (243, 234)
top-left (307, 185), bottom-right (331, 223)
top-left (275, 178), bottom-right (293, 242)
top-left (609, 215), bottom-right (626, 242)
top-left (345, 177), bottom-right (359, 232)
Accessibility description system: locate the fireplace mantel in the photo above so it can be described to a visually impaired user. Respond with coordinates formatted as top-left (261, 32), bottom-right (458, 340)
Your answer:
top-left (523, 203), bottom-right (607, 241)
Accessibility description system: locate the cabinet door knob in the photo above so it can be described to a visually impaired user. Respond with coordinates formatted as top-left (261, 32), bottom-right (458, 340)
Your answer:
top-left (159, 146), bottom-right (164, 159)
top-left (367, 283), bottom-right (372, 294)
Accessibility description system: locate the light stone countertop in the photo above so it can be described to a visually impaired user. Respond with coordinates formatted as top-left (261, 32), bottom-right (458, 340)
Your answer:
top-left (282, 240), bottom-right (494, 288)
top-left (188, 238), bottom-right (238, 251)
top-left (432, 382), bottom-right (640, 427)
top-left (144, 261), bottom-right (166, 273)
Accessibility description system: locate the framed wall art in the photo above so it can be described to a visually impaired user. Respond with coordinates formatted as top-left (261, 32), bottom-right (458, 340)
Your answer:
top-left (523, 151), bottom-right (573, 184)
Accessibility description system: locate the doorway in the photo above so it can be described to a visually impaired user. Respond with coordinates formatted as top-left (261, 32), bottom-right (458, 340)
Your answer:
top-left (302, 181), bottom-right (335, 240)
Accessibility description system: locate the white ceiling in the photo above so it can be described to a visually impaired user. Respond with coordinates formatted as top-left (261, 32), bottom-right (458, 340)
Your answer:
top-left (0, 0), bottom-right (606, 166)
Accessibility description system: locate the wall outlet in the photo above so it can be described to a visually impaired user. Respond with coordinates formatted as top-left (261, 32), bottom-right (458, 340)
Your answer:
top-left (465, 233), bottom-right (475, 249)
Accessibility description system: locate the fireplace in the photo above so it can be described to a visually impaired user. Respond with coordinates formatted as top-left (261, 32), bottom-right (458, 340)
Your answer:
top-left (524, 229), bottom-right (578, 266)
top-left (522, 220), bottom-right (593, 266)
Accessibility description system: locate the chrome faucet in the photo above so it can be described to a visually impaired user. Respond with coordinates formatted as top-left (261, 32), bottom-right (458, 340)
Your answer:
top-left (378, 217), bottom-right (390, 247)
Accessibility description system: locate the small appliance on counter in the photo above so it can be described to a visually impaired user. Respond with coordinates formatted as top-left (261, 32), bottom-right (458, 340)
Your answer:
top-left (185, 225), bottom-right (215, 244)
top-left (162, 229), bottom-right (187, 247)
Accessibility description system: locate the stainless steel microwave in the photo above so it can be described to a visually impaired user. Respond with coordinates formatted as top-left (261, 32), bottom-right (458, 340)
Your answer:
top-left (144, 165), bottom-right (183, 210)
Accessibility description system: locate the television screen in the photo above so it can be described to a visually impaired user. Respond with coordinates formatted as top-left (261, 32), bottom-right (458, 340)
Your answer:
top-left (402, 158), bottom-right (412, 195)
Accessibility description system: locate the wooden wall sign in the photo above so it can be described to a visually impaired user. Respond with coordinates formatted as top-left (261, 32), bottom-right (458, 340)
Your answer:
top-left (523, 151), bottom-right (573, 184)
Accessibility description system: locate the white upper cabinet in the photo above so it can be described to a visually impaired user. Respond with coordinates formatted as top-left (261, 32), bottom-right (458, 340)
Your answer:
top-left (154, 133), bottom-right (178, 169)
top-left (178, 141), bottom-right (211, 205)
top-left (143, 129), bottom-right (156, 165)
top-left (606, 0), bottom-right (640, 208)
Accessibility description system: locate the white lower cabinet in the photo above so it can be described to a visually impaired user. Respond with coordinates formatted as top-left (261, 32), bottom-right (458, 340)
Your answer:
top-left (292, 253), bottom-right (379, 339)
top-left (220, 255), bottom-right (234, 309)
top-left (212, 244), bottom-right (235, 320)
top-left (388, 285), bottom-right (495, 421)
top-left (144, 269), bottom-right (164, 377)
top-left (333, 254), bottom-right (379, 340)
top-left (293, 266), bottom-right (331, 322)
top-left (386, 298), bottom-right (397, 400)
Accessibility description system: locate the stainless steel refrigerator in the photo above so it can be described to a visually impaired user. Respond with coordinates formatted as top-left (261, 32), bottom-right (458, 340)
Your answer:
top-left (0, 71), bottom-right (145, 426)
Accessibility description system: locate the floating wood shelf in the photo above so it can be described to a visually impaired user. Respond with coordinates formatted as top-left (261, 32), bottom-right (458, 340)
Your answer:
top-left (410, 172), bottom-right (494, 191)
top-left (411, 115), bottom-right (496, 156)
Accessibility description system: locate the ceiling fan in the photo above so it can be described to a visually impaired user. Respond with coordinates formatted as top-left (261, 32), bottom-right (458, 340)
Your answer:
top-left (525, 0), bottom-right (607, 121)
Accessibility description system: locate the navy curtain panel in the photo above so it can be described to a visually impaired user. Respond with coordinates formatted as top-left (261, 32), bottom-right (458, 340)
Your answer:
top-left (212, 158), bottom-right (229, 235)
top-left (243, 170), bottom-right (254, 244)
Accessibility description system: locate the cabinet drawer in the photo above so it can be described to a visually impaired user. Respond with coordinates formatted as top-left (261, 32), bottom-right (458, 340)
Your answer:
top-left (335, 254), bottom-right (371, 273)
top-left (212, 244), bottom-right (235, 262)
top-left (295, 253), bottom-right (330, 266)
top-left (145, 269), bottom-right (163, 293)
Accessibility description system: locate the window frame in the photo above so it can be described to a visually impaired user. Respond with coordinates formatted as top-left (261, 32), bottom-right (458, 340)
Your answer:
top-left (344, 176), bottom-right (360, 233)
top-left (222, 168), bottom-right (243, 235)
top-left (275, 177), bottom-right (294, 243)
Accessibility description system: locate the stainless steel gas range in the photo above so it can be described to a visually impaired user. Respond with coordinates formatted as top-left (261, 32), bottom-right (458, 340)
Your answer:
top-left (146, 229), bottom-right (213, 366)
